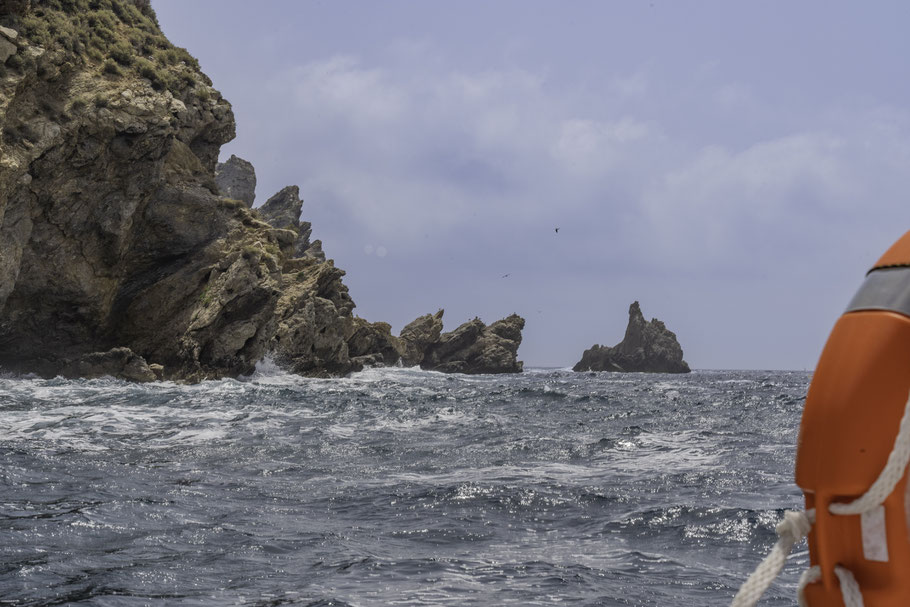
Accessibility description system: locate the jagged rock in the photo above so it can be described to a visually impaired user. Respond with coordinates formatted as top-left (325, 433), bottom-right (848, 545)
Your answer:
top-left (303, 238), bottom-right (326, 262)
top-left (296, 221), bottom-right (314, 257)
top-left (398, 312), bottom-right (525, 374)
top-left (346, 317), bottom-right (404, 366)
top-left (0, 36), bottom-right (16, 62)
top-left (59, 347), bottom-right (157, 382)
top-left (260, 185), bottom-right (302, 229)
top-left (351, 353), bottom-right (385, 368)
top-left (258, 185), bottom-right (320, 259)
top-left (573, 302), bottom-right (690, 373)
top-left (398, 310), bottom-right (444, 366)
top-left (0, 2), bottom-right (519, 381)
top-left (0, 2), bottom-right (363, 380)
top-left (0, 26), bottom-right (19, 40)
top-left (215, 154), bottom-right (256, 207)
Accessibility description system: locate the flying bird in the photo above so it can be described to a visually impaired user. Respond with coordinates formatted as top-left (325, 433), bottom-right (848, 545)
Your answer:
top-left (555, 228), bottom-right (559, 233)
top-left (502, 273), bottom-right (511, 278)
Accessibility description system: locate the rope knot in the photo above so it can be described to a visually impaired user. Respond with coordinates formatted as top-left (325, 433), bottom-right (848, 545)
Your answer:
top-left (776, 510), bottom-right (813, 544)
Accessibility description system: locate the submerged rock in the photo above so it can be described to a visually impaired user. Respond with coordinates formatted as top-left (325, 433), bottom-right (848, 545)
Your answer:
top-left (573, 302), bottom-right (690, 373)
top-left (59, 347), bottom-right (157, 383)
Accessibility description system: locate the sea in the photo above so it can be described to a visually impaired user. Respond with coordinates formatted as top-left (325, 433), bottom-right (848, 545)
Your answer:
top-left (0, 364), bottom-right (811, 606)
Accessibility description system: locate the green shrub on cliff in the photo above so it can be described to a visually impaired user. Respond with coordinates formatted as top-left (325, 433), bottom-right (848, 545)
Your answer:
top-left (9, 0), bottom-right (207, 97)
top-left (101, 58), bottom-right (121, 76)
top-left (108, 39), bottom-right (133, 66)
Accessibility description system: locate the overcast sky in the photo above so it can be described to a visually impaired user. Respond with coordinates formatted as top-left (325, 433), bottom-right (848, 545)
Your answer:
top-left (153, 1), bottom-right (910, 370)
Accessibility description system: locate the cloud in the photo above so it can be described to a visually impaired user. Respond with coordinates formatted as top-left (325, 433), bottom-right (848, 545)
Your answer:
top-left (250, 52), bottom-right (910, 268)
top-left (638, 133), bottom-right (854, 268)
top-left (288, 55), bottom-right (406, 125)
top-left (219, 47), bottom-right (910, 367)
top-left (551, 117), bottom-right (660, 177)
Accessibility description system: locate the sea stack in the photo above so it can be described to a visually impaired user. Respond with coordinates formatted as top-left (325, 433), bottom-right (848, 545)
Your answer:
top-left (573, 302), bottom-right (690, 373)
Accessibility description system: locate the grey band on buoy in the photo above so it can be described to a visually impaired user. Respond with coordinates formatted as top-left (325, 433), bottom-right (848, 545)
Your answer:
top-left (846, 267), bottom-right (910, 317)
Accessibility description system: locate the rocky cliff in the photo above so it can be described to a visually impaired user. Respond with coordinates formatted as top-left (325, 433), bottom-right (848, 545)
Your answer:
top-left (0, 0), bottom-right (524, 380)
top-left (573, 302), bottom-right (690, 373)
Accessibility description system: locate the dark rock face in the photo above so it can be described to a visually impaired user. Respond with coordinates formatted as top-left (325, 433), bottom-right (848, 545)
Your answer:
top-left (215, 154), bottom-right (256, 207)
top-left (398, 310), bottom-right (444, 366)
top-left (345, 317), bottom-right (404, 367)
top-left (58, 347), bottom-right (158, 382)
top-left (0, 4), bottom-right (360, 380)
top-left (257, 185), bottom-right (320, 261)
top-left (573, 302), bottom-right (690, 373)
top-left (396, 311), bottom-right (525, 374)
top-left (260, 185), bottom-right (302, 229)
top-left (0, 2), bottom-right (525, 381)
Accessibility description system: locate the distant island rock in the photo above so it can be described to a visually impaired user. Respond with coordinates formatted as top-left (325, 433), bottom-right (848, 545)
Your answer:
top-left (0, 2), bottom-right (524, 381)
top-left (573, 302), bottom-right (690, 373)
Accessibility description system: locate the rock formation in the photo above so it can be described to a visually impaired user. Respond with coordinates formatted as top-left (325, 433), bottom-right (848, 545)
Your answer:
top-left (214, 154), bottom-right (256, 207)
top-left (395, 310), bottom-right (525, 374)
top-left (58, 347), bottom-right (160, 382)
top-left (256, 185), bottom-right (318, 259)
top-left (573, 302), bottom-right (690, 373)
top-left (399, 310), bottom-right (444, 366)
top-left (0, 1), bottom-right (524, 380)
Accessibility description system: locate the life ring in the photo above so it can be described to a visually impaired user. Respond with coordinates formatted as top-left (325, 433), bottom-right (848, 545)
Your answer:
top-left (796, 229), bottom-right (910, 606)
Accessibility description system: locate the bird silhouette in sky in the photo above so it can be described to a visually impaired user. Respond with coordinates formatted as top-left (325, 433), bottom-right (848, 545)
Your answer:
top-left (502, 273), bottom-right (511, 278)
top-left (555, 228), bottom-right (559, 233)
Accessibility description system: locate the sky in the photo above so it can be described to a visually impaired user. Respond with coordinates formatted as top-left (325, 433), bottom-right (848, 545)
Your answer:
top-left (152, 1), bottom-right (910, 370)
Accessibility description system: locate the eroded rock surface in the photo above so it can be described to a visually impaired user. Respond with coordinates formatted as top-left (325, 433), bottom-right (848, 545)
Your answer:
top-left (0, 2), bottom-right (362, 380)
top-left (215, 154), bottom-right (256, 207)
top-left (257, 185), bottom-right (318, 259)
top-left (58, 347), bottom-right (158, 382)
top-left (0, 1), bottom-right (525, 380)
top-left (398, 310), bottom-right (444, 366)
top-left (396, 311), bottom-right (525, 374)
top-left (573, 302), bottom-right (690, 373)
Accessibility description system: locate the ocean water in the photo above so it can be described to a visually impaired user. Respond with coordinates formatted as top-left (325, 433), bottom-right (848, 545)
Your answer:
top-left (0, 365), bottom-right (811, 606)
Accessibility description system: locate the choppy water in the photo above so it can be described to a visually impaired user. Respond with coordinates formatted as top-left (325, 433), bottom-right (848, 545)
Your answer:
top-left (0, 365), bottom-right (811, 606)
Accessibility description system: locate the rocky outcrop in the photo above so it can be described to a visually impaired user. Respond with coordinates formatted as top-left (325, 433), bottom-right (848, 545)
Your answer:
top-left (57, 347), bottom-right (159, 382)
top-left (259, 185), bottom-right (301, 229)
top-left (573, 302), bottom-right (690, 373)
top-left (256, 185), bottom-right (319, 259)
top-left (0, 2), bottom-right (525, 381)
top-left (215, 154), bottom-right (256, 207)
top-left (399, 310), bottom-right (444, 366)
top-left (0, 2), bottom-right (360, 380)
top-left (395, 311), bottom-right (525, 374)
top-left (345, 317), bottom-right (404, 367)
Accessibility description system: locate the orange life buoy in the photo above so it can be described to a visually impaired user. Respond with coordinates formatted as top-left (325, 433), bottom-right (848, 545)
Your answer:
top-left (796, 229), bottom-right (910, 606)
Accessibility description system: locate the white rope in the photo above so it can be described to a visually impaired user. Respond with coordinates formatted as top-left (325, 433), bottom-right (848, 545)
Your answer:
top-left (731, 391), bottom-right (910, 606)
top-left (730, 510), bottom-right (815, 607)
top-left (796, 566), bottom-right (821, 607)
top-left (796, 566), bottom-right (864, 607)
top-left (834, 566), bottom-right (865, 607)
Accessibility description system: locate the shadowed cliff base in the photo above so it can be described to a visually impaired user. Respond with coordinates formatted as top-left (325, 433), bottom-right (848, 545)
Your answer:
top-left (573, 301), bottom-right (690, 373)
top-left (0, 1), bottom-right (523, 381)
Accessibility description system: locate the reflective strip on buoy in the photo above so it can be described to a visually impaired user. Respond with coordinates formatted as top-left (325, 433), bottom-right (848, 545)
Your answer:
top-left (847, 267), bottom-right (910, 317)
